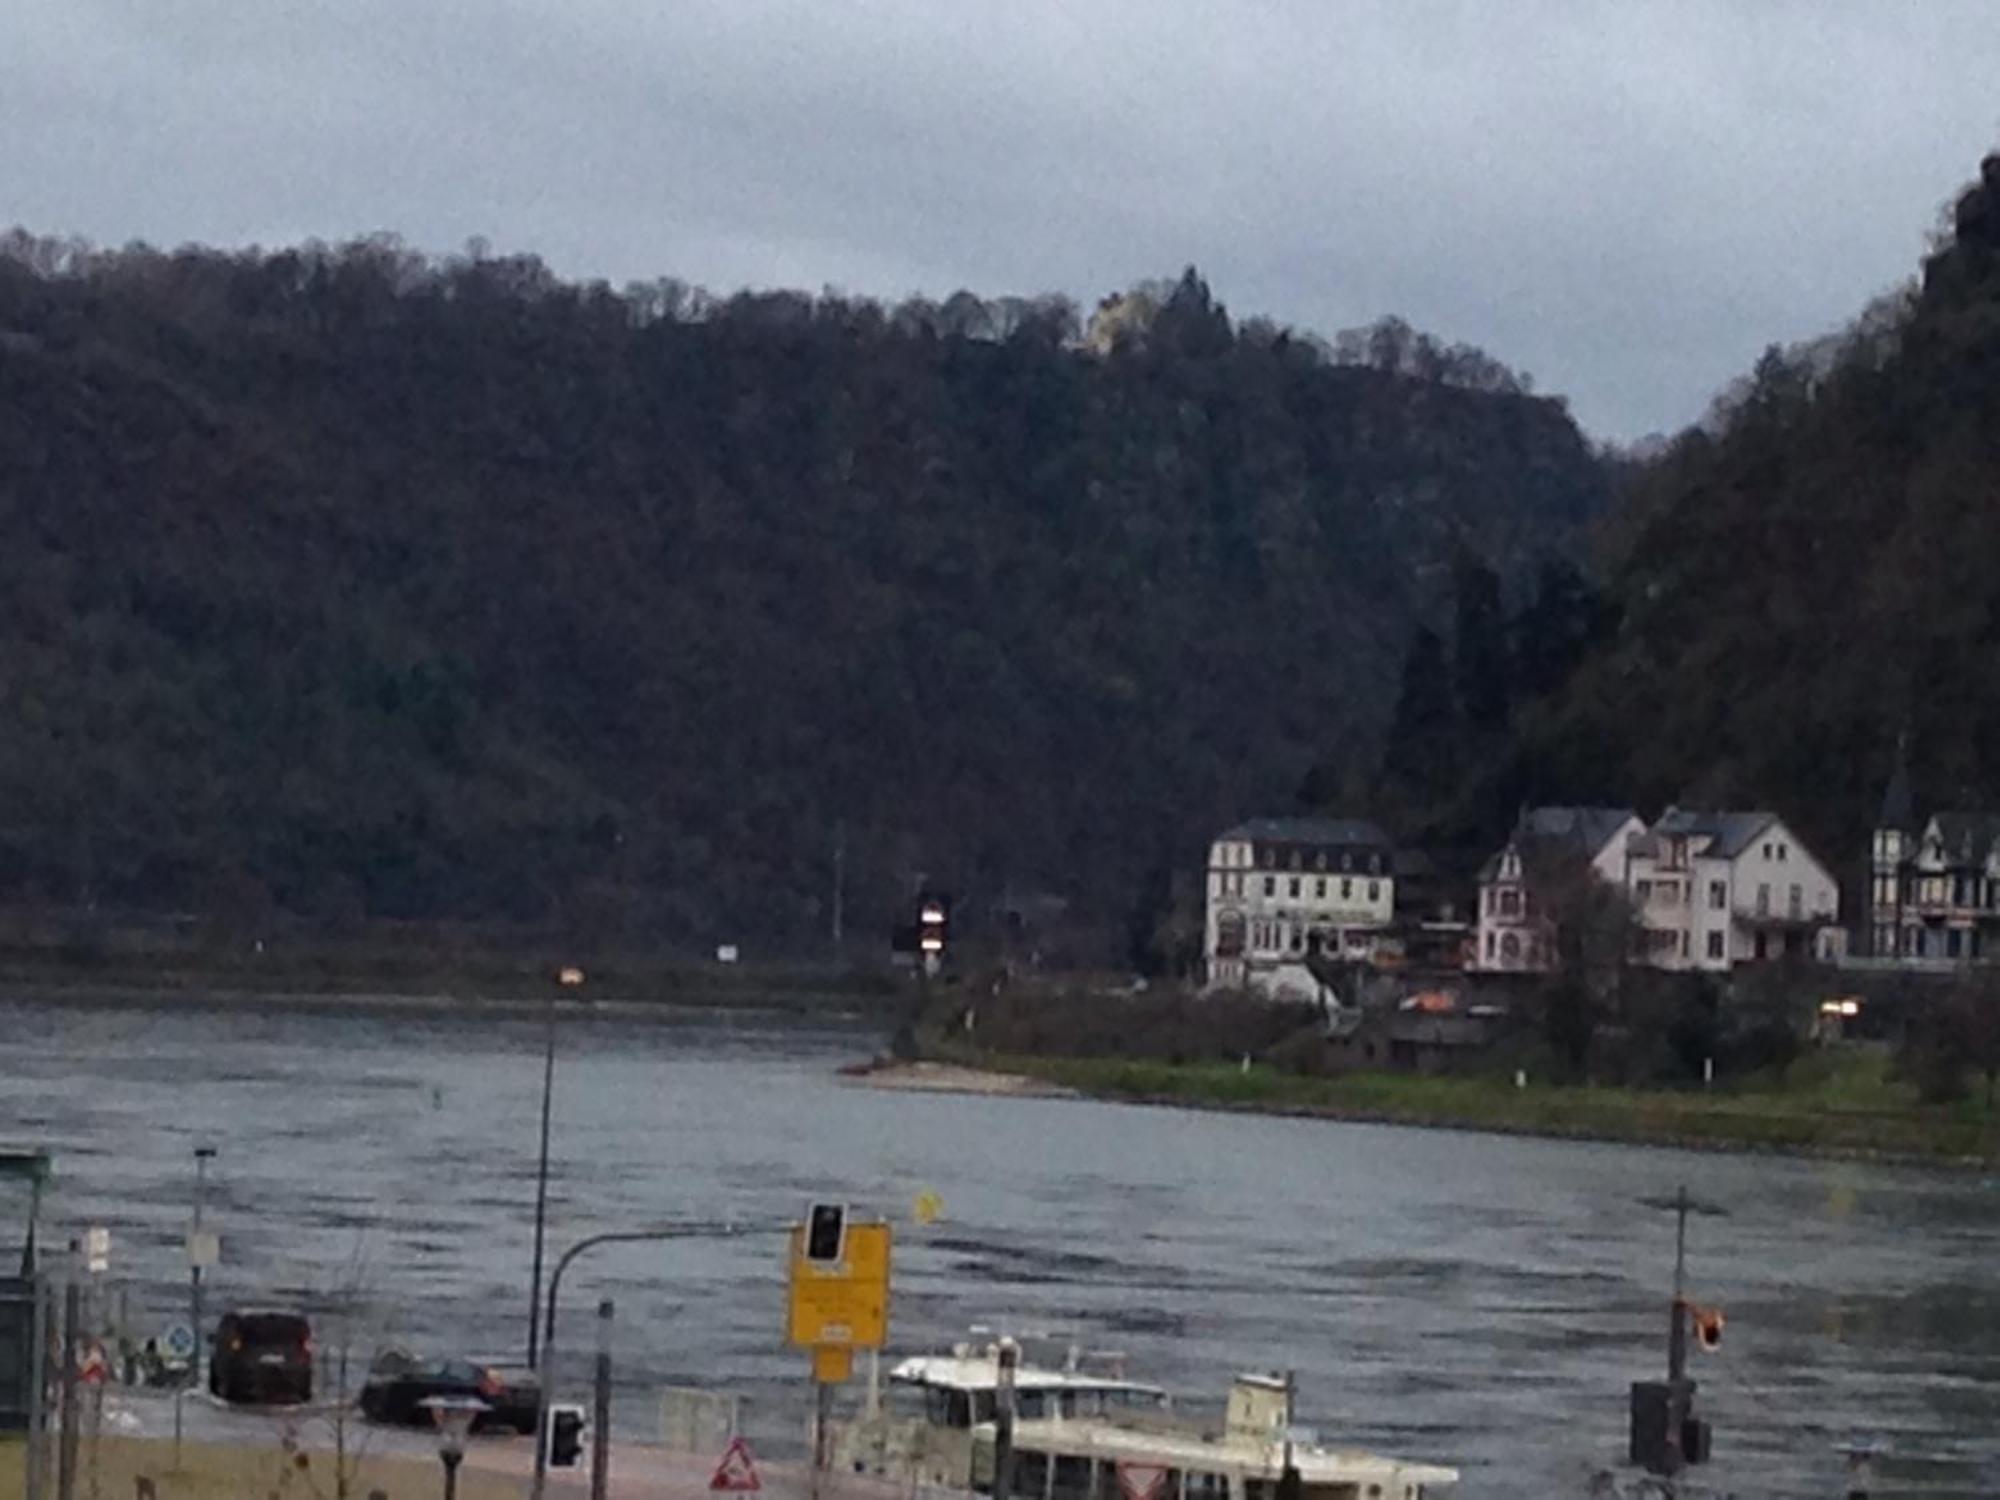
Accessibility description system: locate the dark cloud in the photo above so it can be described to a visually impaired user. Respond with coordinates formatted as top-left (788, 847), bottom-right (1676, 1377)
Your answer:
top-left (6, 0), bottom-right (1996, 437)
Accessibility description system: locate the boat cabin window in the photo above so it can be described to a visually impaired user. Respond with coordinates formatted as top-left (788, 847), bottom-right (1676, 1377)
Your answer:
top-left (1182, 1471), bottom-right (1229, 1500)
top-left (923, 1387), bottom-right (975, 1428)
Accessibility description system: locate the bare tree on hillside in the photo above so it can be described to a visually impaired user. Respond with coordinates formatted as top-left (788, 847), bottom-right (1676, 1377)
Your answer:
top-left (1529, 843), bottom-right (1639, 1079)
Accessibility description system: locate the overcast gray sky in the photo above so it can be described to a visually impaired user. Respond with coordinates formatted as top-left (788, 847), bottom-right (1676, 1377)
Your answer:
top-left (6, 1), bottom-right (1996, 439)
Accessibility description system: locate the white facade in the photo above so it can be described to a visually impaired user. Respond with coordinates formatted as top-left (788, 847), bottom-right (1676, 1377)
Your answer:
top-left (1204, 818), bottom-right (1395, 995)
top-left (1623, 810), bottom-right (1839, 972)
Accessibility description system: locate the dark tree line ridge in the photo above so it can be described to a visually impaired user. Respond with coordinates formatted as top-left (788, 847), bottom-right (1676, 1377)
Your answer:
top-left (0, 234), bottom-right (1606, 946)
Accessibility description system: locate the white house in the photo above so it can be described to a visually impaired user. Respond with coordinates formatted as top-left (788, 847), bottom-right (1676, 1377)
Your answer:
top-left (1204, 818), bottom-right (1395, 996)
top-left (1471, 807), bottom-right (1644, 973)
top-left (1623, 808), bottom-right (1840, 971)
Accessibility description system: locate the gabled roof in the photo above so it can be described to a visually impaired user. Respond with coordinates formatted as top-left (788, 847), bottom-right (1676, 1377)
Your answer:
top-left (1520, 805), bottom-right (1639, 854)
top-left (1635, 808), bottom-right (1777, 860)
top-left (1925, 812), bottom-right (2000, 864)
top-left (1217, 817), bottom-right (1392, 848)
top-left (1479, 806), bottom-right (1637, 881)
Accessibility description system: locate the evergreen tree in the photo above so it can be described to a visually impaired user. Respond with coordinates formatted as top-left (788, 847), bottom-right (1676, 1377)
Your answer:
top-left (1451, 551), bottom-right (1511, 731)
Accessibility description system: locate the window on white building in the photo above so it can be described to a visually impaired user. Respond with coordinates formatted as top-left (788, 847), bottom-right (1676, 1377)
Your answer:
top-left (1341, 878), bottom-right (1352, 899)
top-left (1368, 881), bottom-right (1379, 900)
top-left (1788, 884), bottom-right (1802, 918)
top-left (1484, 931), bottom-right (1496, 960)
top-left (1501, 932), bottom-right (1520, 962)
top-left (1315, 877), bottom-right (1326, 899)
top-left (1499, 889), bottom-right (1520, 917)
top-left (1708, 880), bottom-right (1725, 910)
top-left (1756, 883), bottom-right (1770, 916)
top-left (1288, 877), bottom-right (1300, 898)
top-left (1264, 877), bottom-right (1276, 898)
top-left (1636, 879), bottom-right (1653, 900)
top-left (1707, 931), bottom-right (1724, 960)
top-left (1680, 932), bottom-right (1690, 957)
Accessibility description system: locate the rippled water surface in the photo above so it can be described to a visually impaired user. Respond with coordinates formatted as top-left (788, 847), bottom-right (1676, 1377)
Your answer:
top-left (3, 997), bottom-right (1998, 1497)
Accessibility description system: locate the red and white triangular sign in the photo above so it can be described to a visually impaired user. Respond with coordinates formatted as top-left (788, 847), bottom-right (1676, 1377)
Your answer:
top-left (709, 1436), bottom-right (762, 1492)
top-left (78, 1343), bottom-right (109, 1387)
top-left (1117, 1462), bottom-right (1168, 1500)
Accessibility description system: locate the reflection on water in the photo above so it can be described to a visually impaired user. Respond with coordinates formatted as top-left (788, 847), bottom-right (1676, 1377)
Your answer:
top-left (4, 998), bottom-right (1998, 1497)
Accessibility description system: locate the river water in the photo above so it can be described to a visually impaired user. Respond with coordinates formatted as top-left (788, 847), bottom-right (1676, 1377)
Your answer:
top-left (2, 997), bottom-right (1997, 1497)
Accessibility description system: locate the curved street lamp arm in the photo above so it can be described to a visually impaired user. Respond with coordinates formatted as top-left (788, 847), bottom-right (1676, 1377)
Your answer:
top-left (529, 1220), bottom-right (791, 1500)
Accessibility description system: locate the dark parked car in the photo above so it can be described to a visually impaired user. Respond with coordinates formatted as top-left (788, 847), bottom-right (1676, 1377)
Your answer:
top-left (209, 1310), bottom-right (313, 1405)
top-left (358, 1350), bottom-right (540, 1434)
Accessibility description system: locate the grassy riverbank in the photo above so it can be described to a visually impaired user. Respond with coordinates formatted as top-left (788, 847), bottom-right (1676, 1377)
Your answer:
top-left (951, 1047), bottom-right (2000, 1164)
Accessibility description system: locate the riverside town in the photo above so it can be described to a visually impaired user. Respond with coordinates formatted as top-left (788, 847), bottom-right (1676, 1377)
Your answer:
top-left (5, 13), bottom-right (2000, 1500)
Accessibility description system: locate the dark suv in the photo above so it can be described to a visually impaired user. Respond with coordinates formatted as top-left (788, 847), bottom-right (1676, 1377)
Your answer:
top-left (209, 1310), bottom-right (313, 1405)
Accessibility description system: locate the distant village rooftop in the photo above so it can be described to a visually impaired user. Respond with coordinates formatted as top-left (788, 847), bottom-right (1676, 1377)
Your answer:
top-left (1631, 808), bottom-right (1780, 860)
top-left (1215, 817), bottom-right (1391, 848)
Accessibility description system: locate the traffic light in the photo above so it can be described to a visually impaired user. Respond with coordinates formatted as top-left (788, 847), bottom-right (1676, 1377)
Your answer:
top-left (917, 891), bottom-right (950, 958)
top-left (804, 1202), bottom-right (847, 1263)
top-left (544, 1404), bottom-right (585, 1468)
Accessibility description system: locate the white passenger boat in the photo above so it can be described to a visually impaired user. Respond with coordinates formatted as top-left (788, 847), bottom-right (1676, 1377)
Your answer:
top-left (831, 1340), bottom-right (1458, 1500)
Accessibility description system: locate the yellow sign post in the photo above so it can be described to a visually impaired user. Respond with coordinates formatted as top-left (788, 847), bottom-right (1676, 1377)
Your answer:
top-left (789, 1215), bottom-right (891, 1499)
top-left (786, 1221), bottom-right (891, 1357)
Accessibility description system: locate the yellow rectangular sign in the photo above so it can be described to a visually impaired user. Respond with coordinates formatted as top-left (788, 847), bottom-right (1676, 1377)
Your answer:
top-left (786, 1221), bottom-right (891, 1351)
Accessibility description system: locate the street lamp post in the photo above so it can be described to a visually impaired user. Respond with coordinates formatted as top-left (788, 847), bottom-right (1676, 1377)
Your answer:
top-left (527, 966), bottom-right (585, 1370)
top-left (420, 1396), bottom-right (488, 1500)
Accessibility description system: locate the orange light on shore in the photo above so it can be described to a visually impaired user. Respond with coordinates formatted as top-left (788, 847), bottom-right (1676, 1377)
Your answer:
top-left (557, 966), bottom-right (585, 987)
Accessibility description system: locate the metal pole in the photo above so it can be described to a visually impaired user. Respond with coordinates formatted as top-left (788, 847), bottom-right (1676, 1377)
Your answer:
top-left (531, 1222), bottom-right (789, 1500)
top-left (26, 1272), bottom-right (49, 1500)
top-left (1664, 1185), bottom-right (1691, 1473)
top-left (191, 1146), bottom-right (214, 1383)
top-left (993, 1337), bottom-right (1019, 1500)
top-left (527, 999), bottom-right (557, 1370)
top-left (810, 1379), bottom-right (829, 1500)
top-left (441, 1450), bottom-right (461, 1500)
top-left (56, 1277), bottom-right (79, 1500)
top-left (589, 1300), bottom-right (612, 1500)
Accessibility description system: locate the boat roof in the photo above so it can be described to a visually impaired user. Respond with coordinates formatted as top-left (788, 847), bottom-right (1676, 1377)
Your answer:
top-left (1008, 1414), bottom-right (1458, 1487)
top-left (888, 1355), bottom-right (1164, 1398)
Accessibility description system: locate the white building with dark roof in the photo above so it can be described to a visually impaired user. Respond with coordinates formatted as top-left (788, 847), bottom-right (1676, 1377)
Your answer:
top-left (1624, 808), bottom-right (1840, 971)
top-left (1204, 817), bottom-right (1395, 996)
top-left (1472, 806), bottom-right (1644, 973)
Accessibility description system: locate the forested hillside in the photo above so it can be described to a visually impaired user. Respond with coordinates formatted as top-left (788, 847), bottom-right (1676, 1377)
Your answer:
top-left (0, 242), bottom-right (1605, 947)
top-left (1494, 151), bottom-right (2000, 886)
